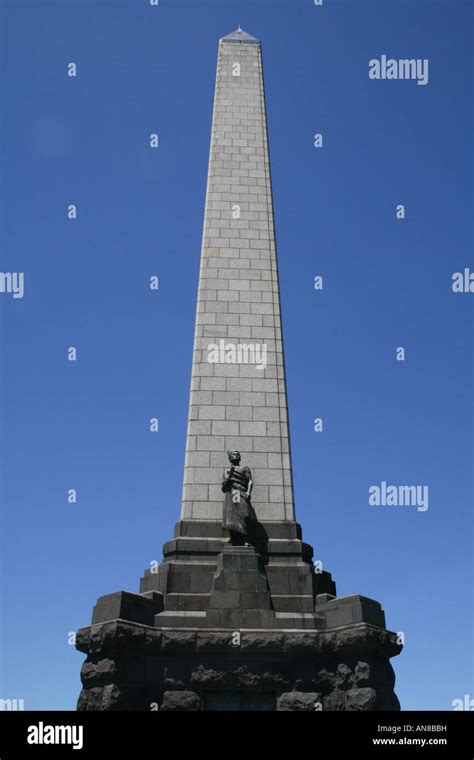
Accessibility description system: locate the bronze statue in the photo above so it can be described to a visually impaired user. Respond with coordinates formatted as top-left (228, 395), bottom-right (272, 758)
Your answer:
top-left (222, 450), bottom-right (253, 546)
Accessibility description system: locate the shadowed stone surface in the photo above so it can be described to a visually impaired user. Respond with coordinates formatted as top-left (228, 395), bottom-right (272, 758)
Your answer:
top-left (161, 691), bottom-right (202, 712)
top-left (76, 621), bottom-right (401, 711)
top-left (279, 692), bottom-right (322, 711)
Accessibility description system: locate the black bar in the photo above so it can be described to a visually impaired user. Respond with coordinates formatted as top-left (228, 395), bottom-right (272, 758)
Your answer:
top-left (0, 711), bottom-right (472, 757)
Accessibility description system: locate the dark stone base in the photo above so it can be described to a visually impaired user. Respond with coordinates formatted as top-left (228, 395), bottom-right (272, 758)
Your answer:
top-left (77, 519), bottom-right (402, 710)
top-left (76, 621), bottom-right (401, 711)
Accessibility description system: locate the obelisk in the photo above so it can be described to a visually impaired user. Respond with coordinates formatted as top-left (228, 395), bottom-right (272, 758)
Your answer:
top-left (181, 26), bottom-right (294, 525)
top-left (76, 28), bottom-right (402, 711)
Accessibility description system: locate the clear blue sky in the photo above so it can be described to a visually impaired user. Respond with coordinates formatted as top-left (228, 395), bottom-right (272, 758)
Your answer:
top-left (0, 0), bottom-right (472, 710)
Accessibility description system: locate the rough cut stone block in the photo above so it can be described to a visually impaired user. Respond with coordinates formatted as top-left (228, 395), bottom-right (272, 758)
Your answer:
top-left (160, 691), bottom-right (202, 711)
top-left (278, 692), bottom-right (322, 712)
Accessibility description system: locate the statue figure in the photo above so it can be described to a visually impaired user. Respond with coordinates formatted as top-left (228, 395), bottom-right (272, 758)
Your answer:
top-left (222, 450), bottom-right (253, 546)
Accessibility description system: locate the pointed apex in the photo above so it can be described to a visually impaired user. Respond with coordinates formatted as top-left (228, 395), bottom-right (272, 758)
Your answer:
top-left (220, 27), bottom-right (260, 45)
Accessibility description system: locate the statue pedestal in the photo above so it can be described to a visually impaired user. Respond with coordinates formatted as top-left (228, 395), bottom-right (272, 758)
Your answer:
top-left (206, 545), bottom-right (276, 628)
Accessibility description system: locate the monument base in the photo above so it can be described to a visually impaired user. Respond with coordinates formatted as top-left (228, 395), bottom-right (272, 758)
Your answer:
top-left (77, 535), bottom-right (402, 711)
top-left (76, 620), bottom-right (401, 711)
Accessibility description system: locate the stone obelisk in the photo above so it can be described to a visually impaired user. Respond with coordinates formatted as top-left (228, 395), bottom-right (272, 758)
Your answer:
top-left (181, 26), bottom-right (294, 526)
top-left (76, 28), bottom-right (402, 712)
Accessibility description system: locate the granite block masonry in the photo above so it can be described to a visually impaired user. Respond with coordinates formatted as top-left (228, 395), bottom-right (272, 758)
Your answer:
top-left (181, 26), bottom-right (294, 525)
top-left (76, 27), bottom-right (402, 711)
